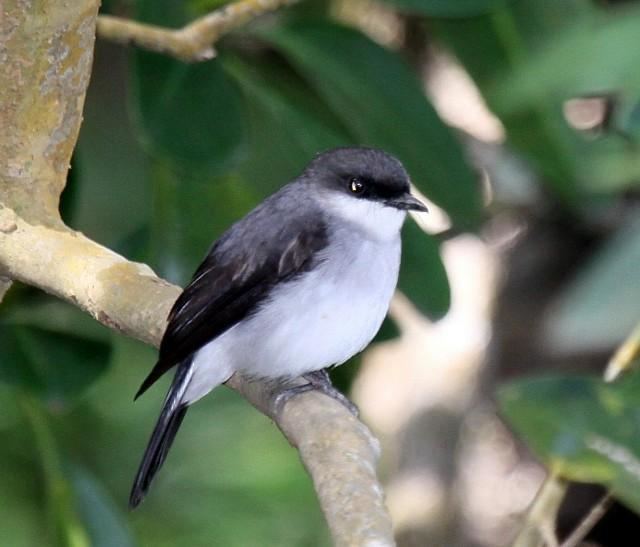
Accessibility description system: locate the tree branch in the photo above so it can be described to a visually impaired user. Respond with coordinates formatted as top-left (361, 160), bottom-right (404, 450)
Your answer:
top-left (512, 473), bottom-right (567, 547)
top-left (1, 2), bottom-right (395, 545)
top-left (559, 493), bottom-right (612, 547)
top-left (229, 376), bottom-right (393, 545)
top-left (604, 321), bottom-right (640, 382)
top-left (97, 0), bottom-right (299, 62)
top-left (1, 1), bottom-right (98, 224)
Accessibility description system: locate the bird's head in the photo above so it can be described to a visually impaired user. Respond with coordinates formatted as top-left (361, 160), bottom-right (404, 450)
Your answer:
top-left (303, 147), bottom-right (427, 240)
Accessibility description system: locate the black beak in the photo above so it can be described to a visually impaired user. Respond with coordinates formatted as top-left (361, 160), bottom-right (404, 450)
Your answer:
top-left (390, 192), bottom-right (429, 213)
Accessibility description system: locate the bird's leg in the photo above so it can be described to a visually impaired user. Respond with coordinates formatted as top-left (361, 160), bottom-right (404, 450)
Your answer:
top-left (273, 369), bottom-right (359, 417)
top-left (304, 370), bottom-right (360, 416)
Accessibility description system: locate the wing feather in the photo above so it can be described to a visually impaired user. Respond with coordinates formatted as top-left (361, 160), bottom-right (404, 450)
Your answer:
top-left (135, 191), bottom-right (328, 398)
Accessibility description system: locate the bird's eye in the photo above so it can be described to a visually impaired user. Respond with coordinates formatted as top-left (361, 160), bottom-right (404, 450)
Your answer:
top-left (349, 177), bottom-right (365, 195)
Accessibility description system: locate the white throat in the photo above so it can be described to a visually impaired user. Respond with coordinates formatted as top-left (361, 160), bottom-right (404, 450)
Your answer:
top-left (321, 193), bottom-right (406, 241)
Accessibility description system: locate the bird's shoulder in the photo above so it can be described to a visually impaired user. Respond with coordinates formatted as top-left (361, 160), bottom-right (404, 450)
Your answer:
top-left (212, 182), bottom-right (328, 267)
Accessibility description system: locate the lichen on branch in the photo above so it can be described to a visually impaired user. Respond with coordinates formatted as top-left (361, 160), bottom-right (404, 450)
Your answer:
top-left (1, 1), bottom-right (98, 224)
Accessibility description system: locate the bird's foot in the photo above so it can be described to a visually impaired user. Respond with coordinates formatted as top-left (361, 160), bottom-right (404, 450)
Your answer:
top-left (273, 369), bottom-right (359, 417)
top-left (303, 369), bottom-right (359, 416)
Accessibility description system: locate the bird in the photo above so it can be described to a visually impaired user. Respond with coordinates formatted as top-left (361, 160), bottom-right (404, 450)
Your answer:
top-left (129, 146), bottom-right (428, 508)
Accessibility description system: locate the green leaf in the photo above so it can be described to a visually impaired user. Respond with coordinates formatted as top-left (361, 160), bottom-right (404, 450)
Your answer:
top-left (0, 302), bottom-right (112, 404)
top-left (375, 316), bottom-right (401, 343)
top-left (8, 300), bottom-right (112, 343)
top-left (398, 219), bottom-right (450, 317)
top-left (433, 0), bottom-right (596, 201)
top-left (262, 20), bottom-right (483, 229)
top-left (380, 0), bottom-right (502, 17)
top-left (223, 53), bottom-right (351, 198)
top-left (148, 167), bottom-right (257, 285)
top-left (576, 137), bottom-right (640, 193)
top-left (132, 53), bottom-right (245, 173)
top-left (499, 373), bottom-right (640, 514)
top-left (0, 384), bottom-right (20, 431)
top-left (20, 395), bottom-right (92, 547)
top-left (491, 7), bottom-right (640, 114)
top-left (543, 215), bottom-right (640, 355)
top-left (69, 464), bottom-right (135, 547)
top-left (131, 1), bottom-right (245, 173)
top-left (487, 5), bottom-right (640, 192)
top-left (72, 27), bottom-right (151, 249)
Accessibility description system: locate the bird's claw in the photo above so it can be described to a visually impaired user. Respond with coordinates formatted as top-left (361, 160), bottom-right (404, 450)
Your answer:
top-left (273, 369), bottom-right (359, 417)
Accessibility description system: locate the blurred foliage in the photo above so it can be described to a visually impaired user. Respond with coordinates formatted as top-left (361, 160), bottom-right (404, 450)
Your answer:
top-left (383, 0), bottom-right (501, 17)
top-left (3, 0), bottom-right (640, 545)
top-left (0, 301), bottom-right (112, 405)
top-left (133, 0), bottom-right (246, 174)
top-left (434, 0), bottom-right (597, 202)
top-left (499, 373), bottom-right (640, 513)
top-left (543, 215), bottom-right (640, 355)
top-left (487, 2), bottom-right (640, 193)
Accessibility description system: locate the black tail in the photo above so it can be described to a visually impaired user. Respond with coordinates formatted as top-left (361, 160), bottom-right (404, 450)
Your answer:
top-left (129, 361), bottom-right (192, 509)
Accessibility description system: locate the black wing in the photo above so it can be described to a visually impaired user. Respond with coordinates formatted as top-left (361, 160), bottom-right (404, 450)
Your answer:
top-left (136, 190), bottom-right (328, 398)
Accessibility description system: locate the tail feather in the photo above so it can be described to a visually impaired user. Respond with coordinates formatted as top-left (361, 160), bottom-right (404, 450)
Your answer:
top-left (129, 361), bottom-right (192, 509)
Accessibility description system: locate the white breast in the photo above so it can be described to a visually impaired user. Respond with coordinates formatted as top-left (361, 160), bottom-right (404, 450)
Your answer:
top-left (235, 233), bottom-right (401, 379)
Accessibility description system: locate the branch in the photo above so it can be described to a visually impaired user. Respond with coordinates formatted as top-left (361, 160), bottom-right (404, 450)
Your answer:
top-left (1, 2), bottom-right (394, 544)
top-left (513, 473), bottom-right (567, 547)
top-left (604, 321), bottom-right (640, 382)
top-left (560, 493), bottom-right (612, 547)
top-left (97, 0), bottom-right (299, 62)
top-left (0, 209), bottom-right (176, 346)
top-left (1, 1), bottom-right (98, 223)
top-left (229, 376), bottom-right (393, 545)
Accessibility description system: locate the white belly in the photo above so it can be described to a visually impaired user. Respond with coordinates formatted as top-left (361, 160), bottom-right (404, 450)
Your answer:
top-left (237, 236), bottom-right (400, 378)
top-left (184, 235), bottom-right (401, 402)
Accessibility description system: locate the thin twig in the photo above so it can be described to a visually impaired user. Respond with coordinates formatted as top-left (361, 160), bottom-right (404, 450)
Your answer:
top-left (604, 321), bottom-right (640, 382)
top-left (97, 0), bottom-right (299, 61)
top-left (560, 493), bottom-right (613, 547)
top-left (513, 473), bottom-right (568, 547)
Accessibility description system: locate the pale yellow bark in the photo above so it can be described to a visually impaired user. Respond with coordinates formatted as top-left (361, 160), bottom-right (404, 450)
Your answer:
top-left (1, 0), bottom-right (98, 224)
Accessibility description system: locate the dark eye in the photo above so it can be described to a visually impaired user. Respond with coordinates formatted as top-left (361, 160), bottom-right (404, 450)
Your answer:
top-left (349, 177), bottom-right (365, 194)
